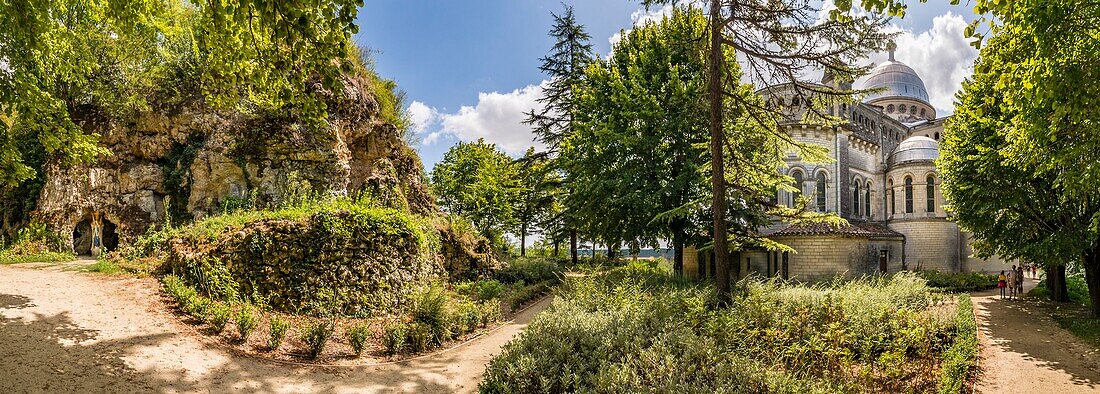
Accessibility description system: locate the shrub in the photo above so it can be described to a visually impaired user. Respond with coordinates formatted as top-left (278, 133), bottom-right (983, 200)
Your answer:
top-left (185, 296), bottom-right (212, 321)
top-left (478, 300), bottom-right (501, 326)
top-left (181, 257), bottom-right (240, 302)
top-left (506, 281), bottom-right (551, 309)
top-left (407, 321), bottom-right (432, 353)
top-left (411, 285), bottom-right (450, 343)
top-left (916, 270), bottom-right (997, 292)
top-left (347, 323), bottom-right (372, 356)
top-left (301, 319), bottom-right (335, 359)
top-left (494, 257), bottom-right (563, 284)
top-left (938, 294), bottom-right (978, 393)
top-left (382, 320), bottom-right (408, 354)
top-left (236, 306), bottom-right (258, 340)
top-left (208, 302), bottom-right (231, 333)
top-left (268, 315), bottom-right (290, 350)
top-left (481, 267), bottom-right (961, 393)
top-left (456, 279), bottom-right (506, 301)
top-left (451, 300), bottom-right (481, 334)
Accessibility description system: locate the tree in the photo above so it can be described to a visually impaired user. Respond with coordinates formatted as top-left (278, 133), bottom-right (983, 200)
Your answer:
top-left (563, 7), bottom-right (712, 273)
top-left (514, 148), bottom-right (561, 257)
top-left (430, 139), bottom-right (522, 248)
top-left (942, 0), bottom-right (1100, 316)
top-left (525, 4), bottom-right (595, 265)
top-left (644, 0), bottom-right (900, 301)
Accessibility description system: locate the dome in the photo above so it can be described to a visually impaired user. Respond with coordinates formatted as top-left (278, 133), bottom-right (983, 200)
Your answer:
top-left (862, 60), bottom-right (930, 104)
top-left (890, 136), bottom-right (939, 166)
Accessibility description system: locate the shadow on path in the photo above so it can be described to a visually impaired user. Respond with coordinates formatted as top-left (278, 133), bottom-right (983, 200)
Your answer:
top-left (973, 278), bottom-right (1100, 392)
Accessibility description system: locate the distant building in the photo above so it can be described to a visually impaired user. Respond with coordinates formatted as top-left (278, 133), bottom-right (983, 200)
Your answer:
top-left (685, 50), bottom-right (1009, 281)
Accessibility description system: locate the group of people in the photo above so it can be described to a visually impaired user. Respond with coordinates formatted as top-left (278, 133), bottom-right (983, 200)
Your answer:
top-left (997, 265), bottom-right (1028, 300)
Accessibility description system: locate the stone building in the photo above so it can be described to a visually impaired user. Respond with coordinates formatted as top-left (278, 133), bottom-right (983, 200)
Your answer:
top-left (685, 50), bottom-right (1009, 281)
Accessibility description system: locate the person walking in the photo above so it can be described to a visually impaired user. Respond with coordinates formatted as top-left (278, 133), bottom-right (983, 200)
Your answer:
top-left (998, 270), bottom-right (1007, 299)
top-left (1016, 265), bottom-right (1026, 296)
top-left (1007, 265), bottom-right (1018, 300)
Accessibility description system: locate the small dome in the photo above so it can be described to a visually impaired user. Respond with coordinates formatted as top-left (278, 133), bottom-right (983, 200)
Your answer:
top-left (862, 60), bottom-right (930, 104)
top-left (890, 136), bottom-right (939, 166)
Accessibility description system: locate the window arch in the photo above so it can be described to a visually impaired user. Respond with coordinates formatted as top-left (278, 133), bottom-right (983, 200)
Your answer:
top-left (815, 172), bottom-right (827, 212)
top-left (904, 176), bottom-right (914, 213)
top-left (864, 181), bottom-right (872, 217)
top-left (926, 175), bottom-right (936, 213)
top-left (790, 170), bottom-right (804, 207)
top-left (934, 132), bottom-right (940, 140)
top-left (852, 181), bottom-right (861, 216)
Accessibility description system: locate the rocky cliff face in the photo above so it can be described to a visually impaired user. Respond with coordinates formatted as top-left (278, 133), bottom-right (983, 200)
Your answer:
top-left (34, 76), bottom-right (433, 254)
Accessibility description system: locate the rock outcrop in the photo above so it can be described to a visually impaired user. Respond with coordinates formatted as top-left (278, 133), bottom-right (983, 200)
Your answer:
top-left (34, 76), bottom-right (434, 253)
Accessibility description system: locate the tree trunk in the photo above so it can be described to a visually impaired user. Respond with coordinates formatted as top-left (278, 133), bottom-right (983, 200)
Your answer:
top-left (553, 238), bottom-right (560, 257)
top-left (570, 229), bottom-right (578, 264)
top-left (1085, 244), bottom-right (1100, 318)
top-left (707, 0), bottom-right (730, 303)
top-left (1048, 264), bottom-right (1070, 302)
top-left (673, 231), bottom-right (685, 275)
top-left (607, 243), bottom-right (616, 259)
top-left (520, 222), bottom-right (527, 257)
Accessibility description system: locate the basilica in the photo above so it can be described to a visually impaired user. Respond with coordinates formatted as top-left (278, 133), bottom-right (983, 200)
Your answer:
top-left (687, 51), bottom-right (1008, 280)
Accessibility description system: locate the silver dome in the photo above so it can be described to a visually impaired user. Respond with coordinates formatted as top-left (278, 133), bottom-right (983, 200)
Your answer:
top-left (862, 60), bottom-right (930, 104)
top-left (889, 136), bottom-right (939, 166)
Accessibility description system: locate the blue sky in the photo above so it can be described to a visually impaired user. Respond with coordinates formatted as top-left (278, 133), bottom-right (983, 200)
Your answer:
top-left (355, 1), bottom-right (979, 170)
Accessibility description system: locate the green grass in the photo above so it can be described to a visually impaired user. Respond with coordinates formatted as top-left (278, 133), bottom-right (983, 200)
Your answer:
top-left (1052, 309), bottom-right (1100, 349)
top-left (82, 260), bottom-right (123, 274)
top-left (0, 251), bottom-right (75, 265)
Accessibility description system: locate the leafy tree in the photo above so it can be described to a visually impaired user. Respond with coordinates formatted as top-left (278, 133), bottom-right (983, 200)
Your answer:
top-left (514, 148), bottom-right (562, 257)
top-left (942, 0), bottom-right (1100, 315)
top-left (643, 0), bottom-right (900, 300)
top-left (430, 139), bottom-right (522, 248)
top-left (525, 4), bottom-right (595, 265)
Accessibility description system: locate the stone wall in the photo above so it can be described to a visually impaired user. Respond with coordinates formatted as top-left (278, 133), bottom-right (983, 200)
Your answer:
top-left (959, 231), bottom-right (1015, 274)
top-left (888, 219), bottom-right (960, 272)
top-left (34, 75), bottom-right (434, 253)
top-left (770, 235), bottom-right (904, 281)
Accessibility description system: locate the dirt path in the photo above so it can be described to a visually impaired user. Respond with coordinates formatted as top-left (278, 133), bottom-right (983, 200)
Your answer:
top-left (0, 264), bottom-right (552, 393)
top-left (973, 276), bottom-right (1100, 393)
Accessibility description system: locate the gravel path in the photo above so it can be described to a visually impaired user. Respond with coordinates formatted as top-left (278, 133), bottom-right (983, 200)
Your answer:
top-left (974, 276), bottom-right (1100, 392)
top-left (0, 264), bottom-right (551, 393)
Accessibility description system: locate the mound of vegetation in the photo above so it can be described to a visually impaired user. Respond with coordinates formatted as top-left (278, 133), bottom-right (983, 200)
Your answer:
top-left (131, 199), bottom-right (493, 317)
top-left (481, 263), bottom-right (978, 393)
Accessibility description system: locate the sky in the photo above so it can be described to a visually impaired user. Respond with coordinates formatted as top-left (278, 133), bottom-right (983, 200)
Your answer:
top-left (355, 1), bottom-right (981, 170)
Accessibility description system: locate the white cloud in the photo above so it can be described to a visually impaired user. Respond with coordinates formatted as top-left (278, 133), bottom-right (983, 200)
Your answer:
top-left (406, 100), bottom-right (437, 134)
top-left (858, 13), bottom-right (978, 116)
top-left (430, 82), bottom-right (547, 155)
top-left (608, 4), bottom-right (684, 48)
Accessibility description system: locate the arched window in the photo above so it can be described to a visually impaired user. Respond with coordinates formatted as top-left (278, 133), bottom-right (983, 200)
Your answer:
top-left (790, 171), bottom-right (804, 207)
top-left (887, 104), bottom-right (895, 113)
top-left (934, 132), bottom-right (940, 140)
top-left (816, 172), bottom-right (827, 212)
top-left (905, 177), bottom-right (914, 213)
top-left (926, 175), bottom-right (936, 213)
top-left (852, 181), bottom-right (861, 216)
top-left (865, 182), bottom-right (871, 216)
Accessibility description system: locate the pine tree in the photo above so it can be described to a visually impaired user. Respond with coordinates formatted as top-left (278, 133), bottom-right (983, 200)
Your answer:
top-left (525, 5), bottom-right (595, 265)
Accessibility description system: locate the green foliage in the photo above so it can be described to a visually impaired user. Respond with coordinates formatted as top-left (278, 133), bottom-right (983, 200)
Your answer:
top-left (0, 251), bottom-right (75, 265)
top-left (267, 316), bottom-right (290, 350)
top-left (481, 267), bottom-right (973, 393)
top-left (346, 323), bottom-right (372, 357)
top-left (0, 220), bottom-right (72, 264)
top-left (406, 321), bottom-right (432, 353)
top-left (938, 295), bottom-right (978, 394)
top-left (505, 281), bottom-right (552, 310)
top-left (494, 257), bottom-right (563, 285)
top-left (1030, 272), bottom-right (1092, 307)
top-left (916, 271), bottom-right (998, 293)
top-left (179, 257), bottom-right (239, 303)
top-left (455, 279), bottom-right (506, 301)
top-left (411, 285), bottom-right (450, 344)
top-left (381, 320), bottom-right (408, 354)
top-left (430, 138), bottom-right (522, 247)
top-left (236, 306), bottom-right (258, 341)
top-left (301, 320), bottom-right (335, 359)
top-left (207, 302), bottom-right (231, 333)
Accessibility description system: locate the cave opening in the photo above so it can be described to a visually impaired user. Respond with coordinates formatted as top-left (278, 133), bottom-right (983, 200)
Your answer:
top-left (72, 215), bottom-right (118, 256)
